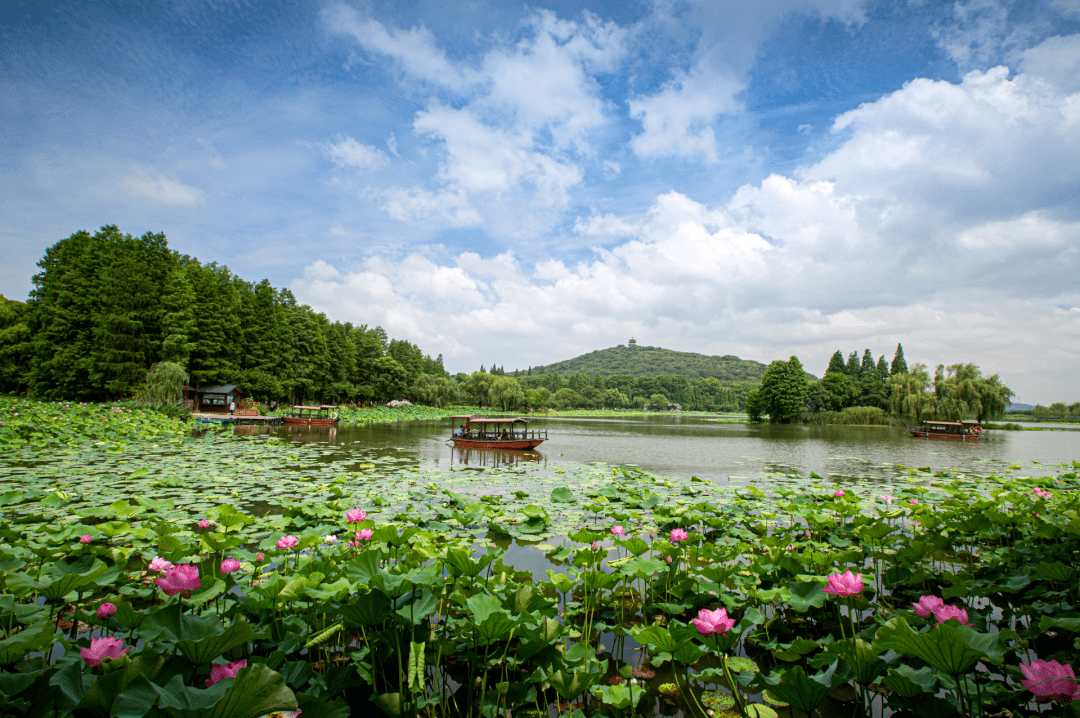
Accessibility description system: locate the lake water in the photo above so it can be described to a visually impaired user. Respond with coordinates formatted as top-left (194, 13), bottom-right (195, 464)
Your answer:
top-left (262, 414), bottom-right (1079, 485)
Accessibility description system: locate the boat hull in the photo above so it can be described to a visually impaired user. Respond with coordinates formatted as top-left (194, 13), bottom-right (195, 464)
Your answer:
top-left (451, 438), bottom-right (545, 450)
top-left (282, 417), bottom-right (340, 427)
top-left (908, 429), bottom-right (977, 440)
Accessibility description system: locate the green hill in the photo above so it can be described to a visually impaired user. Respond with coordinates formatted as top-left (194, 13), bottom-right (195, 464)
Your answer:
top-left (520, 345), bottom-right (769, 383)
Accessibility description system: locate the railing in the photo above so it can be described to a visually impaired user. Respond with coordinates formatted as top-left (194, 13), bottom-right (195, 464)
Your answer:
top-left (456, 429), bottom-right (547, 440)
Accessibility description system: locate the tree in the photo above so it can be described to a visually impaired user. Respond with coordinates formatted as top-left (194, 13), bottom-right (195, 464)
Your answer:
top-left (890, 343), bottom-right (908, 376)
top-left (888, 363), bottom-right (935, 422)
top-left (135, 362), bottom-right (188, 404)
top-left (845, 351), bottom-right (861, 378)
top-left (648, 394), bottom-right (670, 409)
top-left (552, 387), bottom-right (584, 409)
top-left (489, 376), bottom-right (524, 411)
top-left (464, 372), bottom-right (496, 408)
top-left (821, 372), bottom-right (858, 411)
top-left (755, 356), bottom-right (809, 423)
top-left (0, 295), bottom-right (31, 394)
top-left (826, 351), bottom-right (846, 375)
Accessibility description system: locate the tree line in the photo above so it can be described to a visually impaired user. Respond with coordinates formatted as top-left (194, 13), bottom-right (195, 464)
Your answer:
top-left (0, 226), bottom-right (447, 404)
top-left (747, 344), bottom-right (1015, 423)
top-left (454, 371), bottom-right (759, 412)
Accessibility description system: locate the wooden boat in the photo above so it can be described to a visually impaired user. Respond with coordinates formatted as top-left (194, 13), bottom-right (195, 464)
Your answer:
top-left (282, 405), bottom-right (340, 427)
top-left (449, 415), bottom-right (546, 450)
top-left (908, 420), bottom-right (983, 440)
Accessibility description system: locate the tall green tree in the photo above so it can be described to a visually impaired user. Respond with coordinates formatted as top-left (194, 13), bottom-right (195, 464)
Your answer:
top-left (845, 351), bottom-right (861, 377)
top-left (749, 356), bottom-right (809, 423)
top-left (890, 343), bottom-right (908, 375)
top-left (0, 295), bottom-right (32, 394)
top-left (826, 351), bottom-right (846, 375)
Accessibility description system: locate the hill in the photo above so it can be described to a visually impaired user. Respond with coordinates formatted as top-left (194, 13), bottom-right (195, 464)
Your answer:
top-left (519, 344), bottom-right (770, 383)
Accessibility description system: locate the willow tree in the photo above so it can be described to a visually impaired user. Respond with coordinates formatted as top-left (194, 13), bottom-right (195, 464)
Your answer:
top-left (888, 363), bottom-right (936, 422)
top-left (136, 362), bottom-right (188, 404)
top-left (934, 363), bottom-right (1013, 421)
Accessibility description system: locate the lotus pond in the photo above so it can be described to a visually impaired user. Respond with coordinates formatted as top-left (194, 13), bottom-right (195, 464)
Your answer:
top-left (0, 398), bottom-right (1078, 718)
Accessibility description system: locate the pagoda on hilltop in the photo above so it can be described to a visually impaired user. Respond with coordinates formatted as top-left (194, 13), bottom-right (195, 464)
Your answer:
top-left (628, 337), bottom-right (637, 348)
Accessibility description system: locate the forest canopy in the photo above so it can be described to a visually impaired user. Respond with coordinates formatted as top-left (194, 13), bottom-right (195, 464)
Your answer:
top-left (7, 226), bottom-right (446, 404)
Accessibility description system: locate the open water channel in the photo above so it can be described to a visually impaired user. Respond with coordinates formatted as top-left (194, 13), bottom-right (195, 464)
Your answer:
top-left (255, 414), bottom-right (1079, 485)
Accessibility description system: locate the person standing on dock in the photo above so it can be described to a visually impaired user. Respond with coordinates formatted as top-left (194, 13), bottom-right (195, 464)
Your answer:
top-left (229, 399), bottom-right (236, 416)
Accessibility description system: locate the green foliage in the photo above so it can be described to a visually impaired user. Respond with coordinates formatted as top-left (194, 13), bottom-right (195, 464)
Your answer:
top-left (135, 362), bottom-right (188, 405)
top-left (0, 295), bottom-right (32, 394)
top-left (525, 344), bottom-right (769, 382)
top-left (18, 226), bottom-right (447, 405)
top-left (751, 356), bottom-right (809, 423)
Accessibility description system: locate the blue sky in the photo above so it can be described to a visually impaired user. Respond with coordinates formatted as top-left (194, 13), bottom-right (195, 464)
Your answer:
top-left (3, 0), bottom-right (1080, 403)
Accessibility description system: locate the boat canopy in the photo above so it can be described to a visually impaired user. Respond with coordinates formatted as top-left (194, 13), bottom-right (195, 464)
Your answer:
top-left (292, 405), bottom-right (323, 411)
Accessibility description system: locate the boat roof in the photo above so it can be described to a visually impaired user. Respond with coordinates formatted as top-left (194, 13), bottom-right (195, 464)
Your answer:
top-left (923, 420), bottom-right (964, 426)
top-left (292, 405), bottom-right (324, 411)
top-left (319, 405), bottom-right (337, 409)
top-left (454, 416), bottom-right (527, 424)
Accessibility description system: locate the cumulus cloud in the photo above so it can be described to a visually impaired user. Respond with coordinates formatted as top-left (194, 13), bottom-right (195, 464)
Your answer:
top-left (323, 4), bottom-right (624, 229)
top-left (626, 0), bottom-right (869, 162)
top-left (121, 169), bottom-right (203, 206)
top-left (293, 59), bottom-right (1080, 401)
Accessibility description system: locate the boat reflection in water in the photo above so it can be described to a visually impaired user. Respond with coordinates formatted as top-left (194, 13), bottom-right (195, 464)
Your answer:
top-left (450, 446), bottom-right (546, 471)
top-left (281, 424), bottom-right (338, 442)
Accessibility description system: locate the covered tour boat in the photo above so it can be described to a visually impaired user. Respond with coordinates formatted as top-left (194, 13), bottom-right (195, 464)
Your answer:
top-left (449, 415), bottom-right (547, 450)
top-left (282, 405), bottom-right (340, 427)
top-left (908, 419), bottom-right (983, 440)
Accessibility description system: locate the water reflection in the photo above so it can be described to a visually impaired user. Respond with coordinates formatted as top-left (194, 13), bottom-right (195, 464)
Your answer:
top-left (450, 447), bottom-right (546, 471)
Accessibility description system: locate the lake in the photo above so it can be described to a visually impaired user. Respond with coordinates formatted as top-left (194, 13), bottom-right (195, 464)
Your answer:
top-left (259, 414), bottom-right (1079, 485)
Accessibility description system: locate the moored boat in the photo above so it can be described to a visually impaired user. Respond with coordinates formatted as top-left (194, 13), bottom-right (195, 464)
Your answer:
top-left (908, 419), bottom-right (983, 440)
top-left (282, 405), bottom-right (340, 427)
top-left (449, 415), bottom-right (547, 450)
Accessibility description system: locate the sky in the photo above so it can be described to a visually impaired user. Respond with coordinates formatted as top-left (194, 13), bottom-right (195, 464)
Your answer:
top-left (2, 0), bottom-right (1079, 404)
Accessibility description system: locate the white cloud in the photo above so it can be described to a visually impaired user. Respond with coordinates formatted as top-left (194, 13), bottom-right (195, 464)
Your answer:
top-left (628, 62), bottom-right (743, 163)
top-left (293, 60), bottom-right (1080, 402)
top-left (626, 0), bottom-right (869, 162)
top-left (381, 186), bottom-right (482, 226)
top-left (321, 3), bottom-right (477, 91)
top-left (324, 6), bottom-right (625, 232)
top-left (120, 169), bottom-right (203, 206)
top-left (1017, 34), bottom-right (1080, 94)
top-left (322, 135), bottom-right (390, 170)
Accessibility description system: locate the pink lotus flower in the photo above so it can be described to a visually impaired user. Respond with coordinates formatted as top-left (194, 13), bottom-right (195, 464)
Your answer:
top-left (205, 659), bottom-right (248, 688)
top-left (79, 535), bottom-right (92, 544)
top-left (155, 564), bottom-right (203, 597)
top-left (909, 499), bottom-right (918, 505)
top-left (256, 552), bottom-right (265, 561)
top-left (346, 508), bottom-right (368, 523)
top-left (880, 494), bottom-right (894, 504)
top-left (932, 605), bottom-right (973, 626)
top-left (611, 525), bottom-right (626, 536)
top-left (276, 535), bottom-right (299, 550)
top-left (1033, 487), bottom-right (1052, 499)
top-left (1020, 659), bottom-right (1080, 703)
top-left (219, 558), bottom-right (241, 574)
top-left (198, 519), bottom-right (211, 529)
top-left (691, 607), bottom-right (736, 637)
top-left (96, 602), bottom-right (116, 619)
top-left (911, 595), bottom-right (945, 618)
top-left (591, 541), bottom-right (600, 550)
top-left (833, 489), bottom-right (845, 498)
top-left (822, 570), bottom-right (864, 597)
top-left (669, 528), bottom-right (688, 543)
top-left (148, 557), bottom-right (173, 573)
top-left (80, 636), bottom-right (129, 667)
